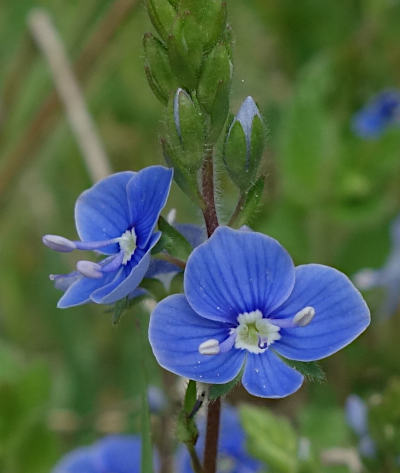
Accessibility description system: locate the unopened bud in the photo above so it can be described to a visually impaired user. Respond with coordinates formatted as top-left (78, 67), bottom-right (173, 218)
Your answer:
top-left (146, 0), bottom-right (176, 42)
top-left (143, 33), bottom-right (176, 105)
top-left (223, 96), bottom-right (265, 191)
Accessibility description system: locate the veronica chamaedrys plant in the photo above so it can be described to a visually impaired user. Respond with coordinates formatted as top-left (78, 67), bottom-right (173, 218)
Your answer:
top-left (43, 166), bottom-right (173, 308)
top-left (352, 89), bottom-right (400, 138)
top-left (177, 405), bottom-right (262, 473)
top-left (354, 215), bottom-right (400, 318)
top-left (149, 226), bottom-right (370, 398)
top-left (52, 435), bottom-right (146, 473)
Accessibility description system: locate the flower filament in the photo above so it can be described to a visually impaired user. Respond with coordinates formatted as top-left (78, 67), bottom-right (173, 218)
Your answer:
top-left (43, 228), bottom-right (137, 279)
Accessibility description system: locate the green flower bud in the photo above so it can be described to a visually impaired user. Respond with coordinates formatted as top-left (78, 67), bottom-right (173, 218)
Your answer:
top-left (178, 0), bottom-right (227, 52)
top-left (143, 33), bottom-right (176, 104)
top-left (223, 96), bottom-right (266, 191)
top-left (167, 13), bottom-right (203, 91)
top-left (197, 42), bottom-right (232, 140)
top-left (146, 0), bottom-right (177, 42)
top-left (166, 88), bottom-right (205, 172)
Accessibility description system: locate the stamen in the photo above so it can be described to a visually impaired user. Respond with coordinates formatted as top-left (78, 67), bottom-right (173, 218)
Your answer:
top-left (74, 238), bottom-right (119, 250)
top-left (42, 235), bottom-right (77, 252)
top-left (293, 306), bottom-right (315, 326)
top-left (100, 252), bottom-right (124, 273)
top-left (49, 271), bottom-right (80, 290)
top-left (219, 331), bottom-right (237, 353)
top-left (76, 260), bottom-right (103, 279)
top-left (199, 339), bottom-right (220, 355)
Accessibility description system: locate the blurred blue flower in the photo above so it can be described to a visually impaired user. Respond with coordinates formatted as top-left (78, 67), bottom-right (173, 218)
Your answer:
top-left (52, 435), bottom-right (144, 473)
top-left (43, 166), bottom-right (173, 308)
top-left (352, 90), bottom-right (400, 138)
top-left (345, 395), bottom-right (376, 459)
top-left (149, 226), bottom-right (370, 398)
top-left (354, 215), bottom-right (400, 318)
top-left (177, 405), bottom-right (262, 473)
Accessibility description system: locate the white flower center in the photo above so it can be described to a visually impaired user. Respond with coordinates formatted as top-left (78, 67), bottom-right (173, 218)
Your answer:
top-left (235, 310), bottom-right (281, 354)
top-left (117, 228), bottom-right (137, 265)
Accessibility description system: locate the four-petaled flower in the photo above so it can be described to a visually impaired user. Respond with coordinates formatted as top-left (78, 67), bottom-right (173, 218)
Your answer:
top-left (149, 227), bottom-right (370, 398)
top-left (43, 166), bottom-right (173, 308)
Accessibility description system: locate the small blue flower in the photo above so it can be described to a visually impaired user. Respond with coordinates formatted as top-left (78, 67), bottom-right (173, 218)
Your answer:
top-left (149, 227), bottom-right (370, 398)
top-left (352, 90), bottom-right (400, 138)
top-left (345, 395), bottom-right (376, 459)
top-left (43, 166), bottom-right (173, 308)
top-left (177, 405), bottom-right (262, 473)
top-left (354, 215), bottom-right (400, 318)
top-left (52, 435), bottom-right (143, 473)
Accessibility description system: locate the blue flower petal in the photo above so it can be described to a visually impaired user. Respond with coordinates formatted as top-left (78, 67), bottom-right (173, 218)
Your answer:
top-left (149, 294), bottom-right (245, 383)
top-left (127, 166), bottom-right (173, 248)
top-left (272, 264), bottom-right (370, 361)
top-left (93, 435), bottom-right (141, 473)
top-left (90, 233), bottom-right (160, 304)
top-left (75, 172), bottom-right (134, 254)
top-left (242, 351), bottom-right (303, 398)
top-left (184, 227), bottom-right (295, 325)
top-left (57, 271), bottom-right (117, 308)
top-left (51, 446), bottom-right (97, 473)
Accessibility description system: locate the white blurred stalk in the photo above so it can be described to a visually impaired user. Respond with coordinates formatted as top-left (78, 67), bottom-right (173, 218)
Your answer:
top-left (28, 9), bottom-right (112, 182)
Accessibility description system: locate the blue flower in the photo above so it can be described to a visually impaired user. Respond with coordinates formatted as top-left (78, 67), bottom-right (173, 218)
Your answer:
top-left (345, 395), bottom-right (376, 459)
top-left (354, 215), bottom-right (400, 318)
top-left (352, 90), bottom-right (400, 138)
top-left (149, 227), bottom-right (370, 398)
top-left (52, 435), bottom-right (144, 473)
top-left (43, 166), bottom-right (173, 308)
top-left (177, 405), bottom-right (262, 473)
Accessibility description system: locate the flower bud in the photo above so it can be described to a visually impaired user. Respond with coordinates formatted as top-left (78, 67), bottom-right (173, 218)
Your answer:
top-left (146, 0), bottom-right (176, 42)
top-left (223, 96), bottom-right (266, 191)
top-left (166, 88), bottom-right (205, 172)
top-left (143, 33), bottom-right (176, 104)
top-left (178, 0), bottom-right (227, 52)
top-left (167, 13), bottom-right (203, 91)
top-left (197, 43), bottom-right (232, 140)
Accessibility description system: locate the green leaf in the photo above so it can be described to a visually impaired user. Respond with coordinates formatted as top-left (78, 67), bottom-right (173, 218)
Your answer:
top-left (279, 357), bottom-right (326, 383)
top-left (208, 366), bottom-right (243, 400)
top-left (183, 380), bottom-right (197, 414)
top-left (157, 215), bottom-right (192, 260)
top-left (240, 404), bottom-right (298, 473)
top-left (235, 176), bottom-right (265, 227)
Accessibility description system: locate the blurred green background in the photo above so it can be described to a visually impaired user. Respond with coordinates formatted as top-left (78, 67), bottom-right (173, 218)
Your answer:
top-left (1, 0), bottom-right (400, 472)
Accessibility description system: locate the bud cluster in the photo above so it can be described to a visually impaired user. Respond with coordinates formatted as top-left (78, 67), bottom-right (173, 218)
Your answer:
top-left (143, 0), bottom-right (266, 201)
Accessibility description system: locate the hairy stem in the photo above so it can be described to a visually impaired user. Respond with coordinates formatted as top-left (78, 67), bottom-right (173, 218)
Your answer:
top-left (201, 146), bottom-right (219, 237)
top-left (203, 398), bottom-right (221, 473)
top-left (200, 145), bottom-right (220, 473)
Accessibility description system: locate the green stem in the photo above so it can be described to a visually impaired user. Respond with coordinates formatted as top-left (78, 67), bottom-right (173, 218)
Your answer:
top-left (188, 444), bottom-right (205, 473)
top-left (154, 253), bottom-right (186, 270)
top-left (203, 398), bottom-right (221, 473)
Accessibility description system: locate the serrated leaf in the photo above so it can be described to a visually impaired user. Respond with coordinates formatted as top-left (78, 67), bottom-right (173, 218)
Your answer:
top-left (157, 216), bottom-right (192, 260)
top-left (240, 404), bottom-right (298, 473)
top-left (279, 357), bottom-right (326, 383)
top-left (209, 366), bottom-right (243, 400)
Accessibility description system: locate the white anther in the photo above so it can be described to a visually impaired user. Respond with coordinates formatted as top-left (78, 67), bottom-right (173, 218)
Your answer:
top-left (199, 339), bottom-right (220, 355)
top-left (42, 234), bottom-right (76, 252)
top-left (76, 260), bottom-right (103, 279)
top-left (293, 306), bottom-right (315, 327)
